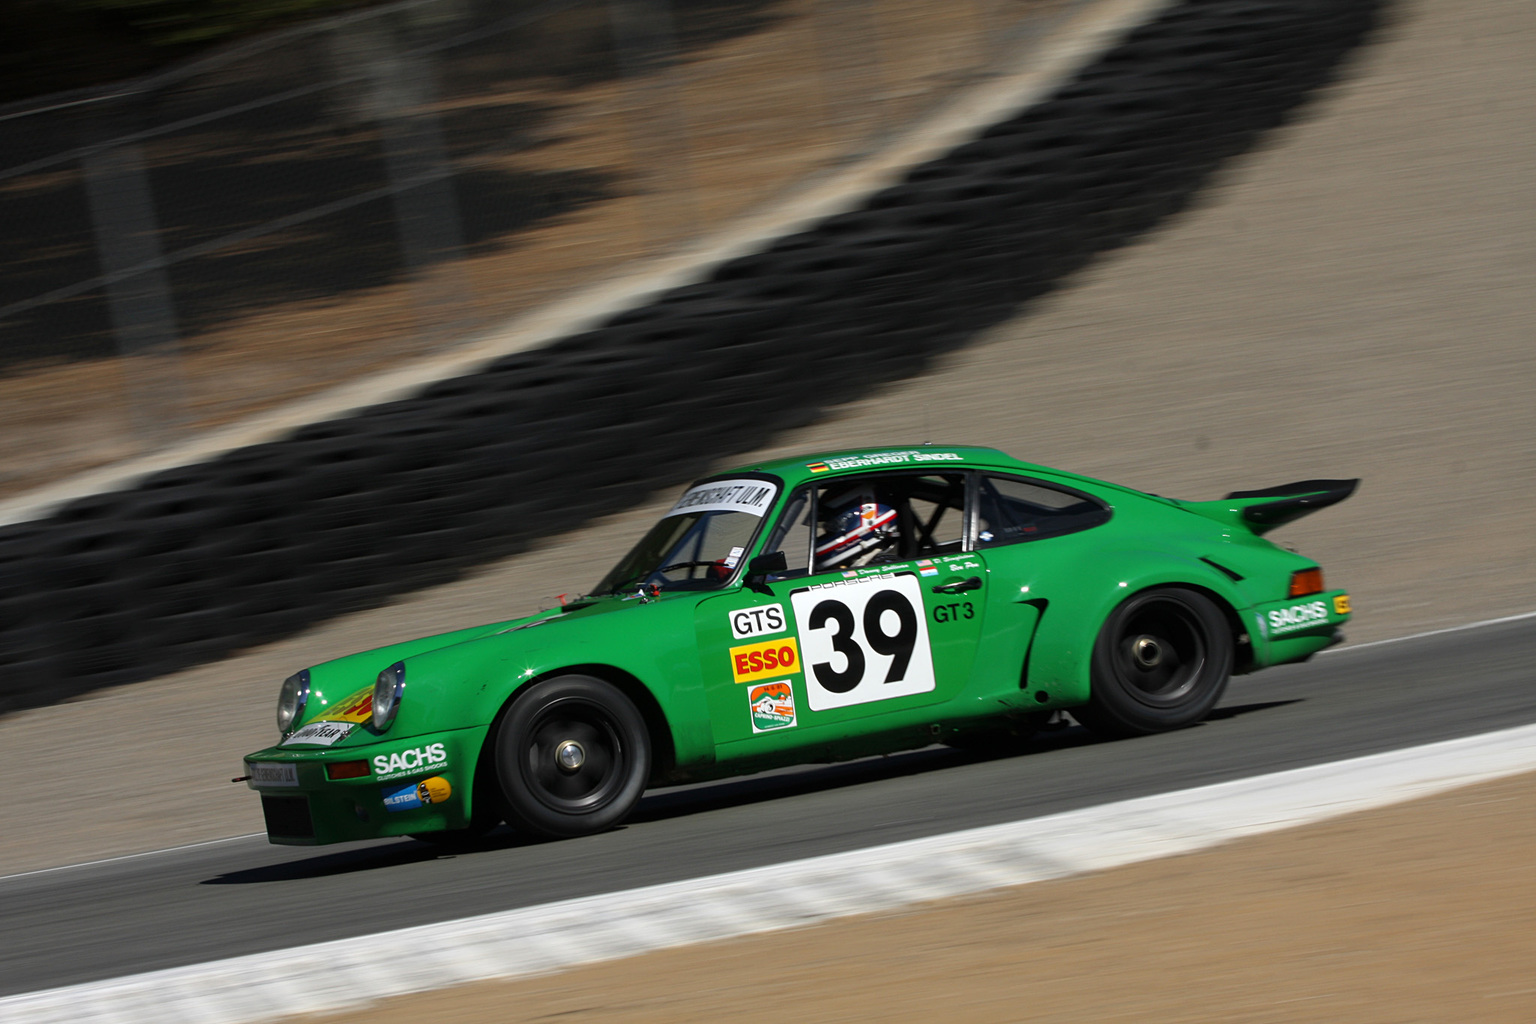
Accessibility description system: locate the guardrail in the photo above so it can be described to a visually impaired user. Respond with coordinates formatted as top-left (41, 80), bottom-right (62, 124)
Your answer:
top-left (0, 0), bottom-right (1383, 712)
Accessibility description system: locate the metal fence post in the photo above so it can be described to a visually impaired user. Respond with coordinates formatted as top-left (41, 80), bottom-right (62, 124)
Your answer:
top-left (333, 18), bottom-right (475, 350)
top-left (79, 100), bottom-right (188, 446)
top-left (809, 0), bottom-right (891, 151)
top-left (606, 0), bottom-right (697, 249)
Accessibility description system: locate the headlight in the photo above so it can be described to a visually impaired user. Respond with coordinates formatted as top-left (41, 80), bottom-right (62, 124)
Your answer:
top-left (372, 662), bottom-right (406, 732)
top-left (276, 670), bottom-right (310, 734)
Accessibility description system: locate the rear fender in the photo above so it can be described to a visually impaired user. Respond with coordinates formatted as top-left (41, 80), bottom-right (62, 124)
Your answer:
top-left (1022, 554), bottom-right (1251, 707)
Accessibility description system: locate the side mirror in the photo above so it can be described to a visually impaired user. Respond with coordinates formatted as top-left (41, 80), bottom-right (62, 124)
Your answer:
top-left (744, 551), bottom-right (787, 590)
top-left (746, 551), bottom-right (787, 576)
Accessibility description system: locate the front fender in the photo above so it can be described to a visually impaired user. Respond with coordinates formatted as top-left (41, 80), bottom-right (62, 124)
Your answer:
top-left (384, 598), bottom-right (714, 771)
top-left (1023, 551), bottom-right (1250, 706)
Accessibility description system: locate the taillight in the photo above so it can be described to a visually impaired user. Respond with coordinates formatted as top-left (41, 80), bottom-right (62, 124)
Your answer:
top-left (1288, 567), bottom-right (1325, 598)
top-left (325, 760), bottom-right (371, 780)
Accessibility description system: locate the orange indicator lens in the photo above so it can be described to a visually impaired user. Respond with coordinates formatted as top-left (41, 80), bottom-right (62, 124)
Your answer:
top-left (1288, 567), bottom-right (1325, 598)
top-left (325, 760), bottom-right (371, 780)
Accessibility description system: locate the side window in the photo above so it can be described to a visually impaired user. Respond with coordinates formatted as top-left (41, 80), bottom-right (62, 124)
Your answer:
top-left (760, 488), bottom-right (813, 579)
top-left (977, 475), bottom-right (1110, 547)
top-left (813, 473), bottom-right (966, 572)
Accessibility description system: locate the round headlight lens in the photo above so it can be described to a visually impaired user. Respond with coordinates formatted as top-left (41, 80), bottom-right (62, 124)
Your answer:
top-left (372, 662), bottom-right (405, 732)
top-left (276, 670), bottom-right (310, 735)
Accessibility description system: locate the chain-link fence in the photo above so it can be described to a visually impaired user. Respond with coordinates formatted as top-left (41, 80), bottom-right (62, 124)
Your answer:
top-left (0, 0), bottom-right (1057, 500)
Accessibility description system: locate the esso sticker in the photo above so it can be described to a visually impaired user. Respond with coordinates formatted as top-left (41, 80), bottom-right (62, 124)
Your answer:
top-left (729, 603), bottom-right (786, 640)
top-left (791, 575), bottom-right (935, 711)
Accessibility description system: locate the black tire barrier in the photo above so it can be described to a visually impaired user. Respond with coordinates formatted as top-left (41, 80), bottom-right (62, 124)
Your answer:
top-left (0, 0), bottom-right (1384, 713)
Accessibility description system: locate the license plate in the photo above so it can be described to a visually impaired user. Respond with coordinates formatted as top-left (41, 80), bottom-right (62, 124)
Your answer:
top-left (246, 762), bottom-right (299, 788)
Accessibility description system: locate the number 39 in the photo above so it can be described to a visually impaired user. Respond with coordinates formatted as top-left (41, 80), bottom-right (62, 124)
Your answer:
top-left (807, 590), bottom-right (918, 693)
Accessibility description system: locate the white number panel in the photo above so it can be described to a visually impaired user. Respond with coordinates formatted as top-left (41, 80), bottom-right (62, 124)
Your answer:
top-left (791, 574), bottom-right (936, 711)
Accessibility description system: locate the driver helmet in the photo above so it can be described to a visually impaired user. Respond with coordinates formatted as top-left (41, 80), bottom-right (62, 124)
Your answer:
top-left (815, 496), bottom-right (899, 570)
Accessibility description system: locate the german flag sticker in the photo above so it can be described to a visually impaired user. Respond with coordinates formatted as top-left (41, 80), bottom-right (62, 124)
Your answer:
top-left (807, 462), bottom-right (830, 473)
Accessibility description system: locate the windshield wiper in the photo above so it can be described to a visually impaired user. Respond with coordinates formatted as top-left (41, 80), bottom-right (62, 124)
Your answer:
top-left (655, 560), bottom-right (721, 574)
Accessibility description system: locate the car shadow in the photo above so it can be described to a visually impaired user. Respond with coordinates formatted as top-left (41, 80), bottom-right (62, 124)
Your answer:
top-left (205, 699), bottom-right (1301, 881)
top-left (1204, 699), bottom-right (1302, 721)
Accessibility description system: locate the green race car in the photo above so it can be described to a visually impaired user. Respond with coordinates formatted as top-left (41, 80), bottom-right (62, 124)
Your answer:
top-left (243, 446), bottom-right (1354, 846)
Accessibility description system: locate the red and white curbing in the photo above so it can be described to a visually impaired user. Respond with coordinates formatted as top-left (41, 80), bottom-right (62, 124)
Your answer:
top-left (4, 721), bottom-right (1535, 1024)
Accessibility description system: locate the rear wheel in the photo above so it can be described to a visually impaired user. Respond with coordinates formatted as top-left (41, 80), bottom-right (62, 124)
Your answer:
top-left (493, 675), bottom-right (651, 839)
top-left (1074, 588), bottom-right (1232, 738)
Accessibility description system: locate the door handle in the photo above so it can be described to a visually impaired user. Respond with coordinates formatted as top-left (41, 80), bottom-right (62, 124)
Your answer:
top-left (932, 575), bottom-right (982, 594)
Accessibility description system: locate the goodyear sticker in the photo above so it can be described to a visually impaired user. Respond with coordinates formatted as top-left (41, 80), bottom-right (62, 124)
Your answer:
top-left (312, 685), bottom-right (374, 724)
top-left (729, 637), bottom-right (800, 684)
top-left (1333, 594), bottom-right (1351, 615)
top-left (281, 721), bottom-right (353, 747)
top-left (749, 681), bottom-right (796, 733)
top-left (381, 776), bottom-right (452, 813)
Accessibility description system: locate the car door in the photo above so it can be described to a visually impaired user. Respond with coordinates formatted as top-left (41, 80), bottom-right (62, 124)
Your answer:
top-left (696, 472), bottom-right (989, 748)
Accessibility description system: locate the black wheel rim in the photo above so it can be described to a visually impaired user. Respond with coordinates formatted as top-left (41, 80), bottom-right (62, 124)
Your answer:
top-left (1111, 598), bottom-right (1208, 708)
top-left (521, 697), bottom-right (628, 814)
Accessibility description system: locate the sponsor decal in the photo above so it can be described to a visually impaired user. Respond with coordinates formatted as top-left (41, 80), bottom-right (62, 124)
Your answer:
top-left (792, 574), bottom-right (936, 711)
top-left (281, 721), bottom-right (354, 747)
top-left (729, 603), bottom-right (787, 640)
top-left (1267, 599), bottom-right (1330, 635)
top-left (371, 742), bottom-right (449, 782)
top-left (1333, 594), bottom-right (1351, 615)
top-left (730, 637), bottom-right (801, 684)
top-left (807, 450), bottom-right (964, 473)
top-left (749, 681), bottom-right (797, 733)
top-left (246, 762), bottom-right (299, 788)
top-left (666, 479), bottom-right (777, 518)
top-left (381, 776), bottom-right (453, 813)
top-left (313, 685), bottom-right (374, 724)
top-left (932, 601), bottom-right (974, 623)
top-left (723, 545), bottom-right (745, 569)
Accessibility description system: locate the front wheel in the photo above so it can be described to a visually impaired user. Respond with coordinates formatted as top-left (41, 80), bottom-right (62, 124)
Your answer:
top-left (1073, 588), bottom-right (1232, 738)
top-left (493, 675), bottom-right (651, 839)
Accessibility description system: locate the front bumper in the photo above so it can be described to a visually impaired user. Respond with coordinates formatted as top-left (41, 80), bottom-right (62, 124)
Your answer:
top-left (244, 725), bottom-right (488, 845)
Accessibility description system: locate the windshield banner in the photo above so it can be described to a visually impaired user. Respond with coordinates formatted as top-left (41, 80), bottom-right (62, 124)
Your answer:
top-left (666, 479), bottom-right (778, 518)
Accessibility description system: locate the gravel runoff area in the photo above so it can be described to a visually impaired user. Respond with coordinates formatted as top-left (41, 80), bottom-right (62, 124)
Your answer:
top-left (0, 0), bottom-right (1529, 1010)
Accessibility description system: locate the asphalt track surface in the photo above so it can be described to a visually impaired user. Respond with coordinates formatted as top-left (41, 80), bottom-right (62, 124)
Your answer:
top-left (2, 615), bottom-right (1532, 998)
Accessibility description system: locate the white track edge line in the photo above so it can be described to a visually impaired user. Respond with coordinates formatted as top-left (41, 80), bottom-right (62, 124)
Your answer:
top-left (0, 0), bottom-right (1174, 529)
top-left (1325, 609), bottom-right (1536, 653)
top-left (3, 605), bottom-right (1530, 886)
top-left (0, 834), bottom-right (265, 884)
top-left (5, 723), bottom-right (1534, 1024)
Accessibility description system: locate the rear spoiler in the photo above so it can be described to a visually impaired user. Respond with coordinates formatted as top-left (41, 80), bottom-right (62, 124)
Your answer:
top-left (1179, 479), bottom-right (1359, 536)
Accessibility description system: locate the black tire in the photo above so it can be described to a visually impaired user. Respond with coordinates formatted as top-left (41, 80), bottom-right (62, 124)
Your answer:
top-left (493, 675), bottom-right (651, 839)
top-left (1073, 587), bottom-right (1232, 738)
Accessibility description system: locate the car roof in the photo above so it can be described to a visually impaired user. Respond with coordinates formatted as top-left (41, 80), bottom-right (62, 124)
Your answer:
top-left (722, 445), bottom-right (1092, 489)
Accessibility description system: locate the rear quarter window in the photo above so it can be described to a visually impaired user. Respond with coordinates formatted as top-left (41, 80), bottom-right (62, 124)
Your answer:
top-left (977, 475), bottom-right (1111, 547)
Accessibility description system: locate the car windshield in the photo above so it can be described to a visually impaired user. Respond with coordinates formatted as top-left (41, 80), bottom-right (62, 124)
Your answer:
top-left (595, 478), bottom-right (779, 594)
